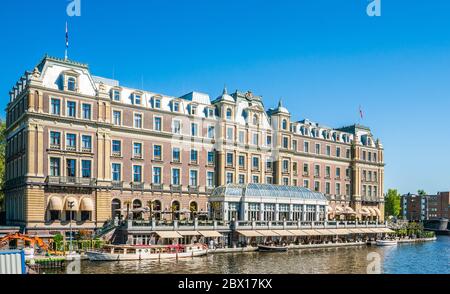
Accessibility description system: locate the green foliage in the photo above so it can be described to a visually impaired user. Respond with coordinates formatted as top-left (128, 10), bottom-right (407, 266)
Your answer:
top-left (0, 121), bottom-right (6, 210)
top-left (417, 190), bottom-right (427, 196)
top-left (385, 189), bottom-right (401, 218)
top-left (53, 233), bottom-right (64, 251)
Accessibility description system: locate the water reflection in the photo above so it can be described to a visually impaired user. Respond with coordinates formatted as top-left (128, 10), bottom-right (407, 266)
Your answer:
top-left (79, 237), bottom-right (449, 274)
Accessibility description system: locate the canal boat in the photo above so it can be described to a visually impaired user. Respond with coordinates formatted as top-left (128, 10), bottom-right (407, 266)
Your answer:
top-left (376, 240), bottom-right (398, 246)
top-left (257, 244), bottom-right (289, 252)
top-left (86, 244), bottom-right (208, 261)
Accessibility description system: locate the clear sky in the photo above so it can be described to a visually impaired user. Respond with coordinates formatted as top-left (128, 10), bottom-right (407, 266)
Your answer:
top-left (1, 0), bottom-right (449, 195)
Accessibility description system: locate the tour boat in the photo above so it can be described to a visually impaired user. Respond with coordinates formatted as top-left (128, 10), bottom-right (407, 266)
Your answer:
top-left (257, 244), bottom-right (289, 252)
top-left (86, 244), bottom-right (208, 261)
top-left (376, 240), bottom-right (398, 246)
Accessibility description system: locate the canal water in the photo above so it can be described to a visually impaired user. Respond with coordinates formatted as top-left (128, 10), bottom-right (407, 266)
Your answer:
top-left (78, 236), bottom-right (449, 274)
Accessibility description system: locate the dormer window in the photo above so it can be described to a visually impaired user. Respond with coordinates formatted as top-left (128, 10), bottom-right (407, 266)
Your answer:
top-left (206, 108), bottom-right (214, 118)
top-left (135, 94), bottom-right (141, 105)
top-left (154, 98), bottom-right (161, 109)
top-left (173, 102), bottom-right (180, 112)
top-left (191, 105), bottom-right (197, 116)
top-left (112, 89), bottom-right (121, 101)
top-left (67, 77), bottom-right (76, 91)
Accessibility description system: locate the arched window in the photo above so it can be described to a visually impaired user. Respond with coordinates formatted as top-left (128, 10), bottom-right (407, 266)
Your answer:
top-left (282, 119), bottom-right (288, 130)
top-left (226, 108), bottom-right (232, 120)
top-left (111, 199), bottom-right (121, 220)
top-left (152, 200), bottom-right (162, 220)
top-left (171, 201), bottom-right (181, 220)
top-left (189, 202), bottom-right (198, 220)
top-left (252, 114), bottom-right (258, 125)
top-left (67, 77), bottom-right (76, 91)
top-left (132, 199), bottom-right (143, 220)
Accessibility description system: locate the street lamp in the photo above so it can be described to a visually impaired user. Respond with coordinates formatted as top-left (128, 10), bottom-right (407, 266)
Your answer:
top-left (68, 200), bottom-right (75, 253)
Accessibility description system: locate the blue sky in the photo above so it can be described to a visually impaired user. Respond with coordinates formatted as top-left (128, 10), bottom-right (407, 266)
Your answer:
top-left (1, 0), bottom-right (450, 195)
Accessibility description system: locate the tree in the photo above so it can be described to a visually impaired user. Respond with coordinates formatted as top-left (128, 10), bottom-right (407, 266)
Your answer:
top-left (417, 190), bottom-right (427, 196)
top-left (385, 189), bottom-right (401, 218)
top-left (0, 121), bottom-right (6, 211)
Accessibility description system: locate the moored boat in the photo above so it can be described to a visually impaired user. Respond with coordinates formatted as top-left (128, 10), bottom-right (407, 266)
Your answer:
top-left (376, 240), bottom-right (398, 246)
top-left (86, 244), bottom-right (207, 261)
top-left (257, 244), bottom-right (288, 252)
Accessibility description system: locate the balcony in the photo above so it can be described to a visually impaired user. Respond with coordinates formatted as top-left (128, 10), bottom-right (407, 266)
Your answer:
top-left (49, 144), bottom-right (61, 150)
top-left (112, 181), bottom-right (123, 189)
top-left (81, 147), bottom-right (92, 153)
top-left (170, 185), bottom-right (182, 193)
top-left (133, 154), bottom-right (143, 160)
top-left (151, 183), bottom-right (164, 191)
top-left (131, 182), bottom-right (144, 190)
top-left (47, 176), bottom-right (95, 187)
top-left (188, 186), bottom-right (199, 193)
top-left (65, 146), bottom-right (77, 152)
top-left (112, 151), bottom-right (122, 157)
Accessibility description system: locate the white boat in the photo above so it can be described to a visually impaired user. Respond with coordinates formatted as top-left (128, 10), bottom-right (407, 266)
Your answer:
top-left (376, 240), bottom-right (398, 246)
top-left (86, 244), bottom-right (208, 261)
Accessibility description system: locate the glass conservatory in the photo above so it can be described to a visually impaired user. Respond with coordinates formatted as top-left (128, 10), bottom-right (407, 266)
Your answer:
top-left (209, 184), bottom-right (328, 222)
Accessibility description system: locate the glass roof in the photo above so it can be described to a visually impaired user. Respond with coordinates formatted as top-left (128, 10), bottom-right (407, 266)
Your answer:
top-left (211, 184), bottom-right (327, 201)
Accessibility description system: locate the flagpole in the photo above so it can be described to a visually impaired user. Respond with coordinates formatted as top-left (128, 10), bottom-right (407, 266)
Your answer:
top-left (65, 21), bottom-right (69, 60)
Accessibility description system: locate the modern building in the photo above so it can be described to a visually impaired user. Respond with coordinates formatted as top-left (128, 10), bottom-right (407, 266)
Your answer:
top-left (401, 192), bottom-right (450, 221)
top-left (4, 55), bottom-right (385, 234)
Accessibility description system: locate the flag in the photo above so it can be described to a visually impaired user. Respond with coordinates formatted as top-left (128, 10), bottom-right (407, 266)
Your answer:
top-left (359, 105), bottom-right (364, 119)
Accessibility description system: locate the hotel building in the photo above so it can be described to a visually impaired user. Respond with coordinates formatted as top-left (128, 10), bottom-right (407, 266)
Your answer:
top-left (4, 56), bottom-right (385, 234)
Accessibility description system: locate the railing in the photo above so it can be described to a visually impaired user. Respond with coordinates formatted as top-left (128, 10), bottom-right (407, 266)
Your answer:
top-left (131, 182), bottom-right (144, 190)
top-left (170, 185), bottom-right (182, 192)
top-left (47, 176), bottom-right (95, 186)
top-left (188, 186), bottom-right (199, 193)
top-left (133, 154), bottom-right (143, 159)
top-left (81, 147), bottom-right (92, 153)
top-left (112, 151), bottom-right (122, 157)
top-left (112, 181), bottom-right (123, 189)
top-left (151, 183), bottom-right (164, 191)
top-left (65, 146), bottom-right (76, 152)
top-left (49, 144), bottom-right (61, 150)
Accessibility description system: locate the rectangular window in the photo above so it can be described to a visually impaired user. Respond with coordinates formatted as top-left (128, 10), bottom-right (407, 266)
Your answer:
top-left (207, 126), bottom-right (215, 139)
top-left (112, 140), bottom-right (121, 156)
top-left (66, 159), bottom-right (76, 177)
top-left (304, 179), bottom-right (309, 188)
top-left (81, 160), bottom-right (91, 178)
top-left (112, 163), bottom-right (121, 181)
top-left (207, 151), bottom-right (215, 165)
top-left (253, 175), bottom-right (259, 184)
top-left (226, 153), bottom-right (233, 166)
top-left (266, 135), bottom-right (272, 146)
top-left (283, 160), bottom-right (289, 173)
top-left (173, 148), bottom-right (181, 163)
top-left (172, 120), bottom-right (181, 134)
top-left (292, 140), bottom-right (297, 151)
top-left (154, 117), bottom-right (162, 131)
top-left (133, 143), bottom-right (142, 158)
top-left (154, 98), bottom-right (161, 109)
top-left (239, 131), bottom-right (245, 144)
top-left (346, 149), bottom-right (351, 159)
top-left (191, 105), bottom-right (197, 115)
top-left (336, 147), bottom-right (341, 158)
top-left (283, 178), bottom-right (289, 186)
top-left (113, 111), bottom-right (121, 125)
top-left (172, 168), bottom-right (180, 185)
top-left (227, 128), bottom-right (233, 141)
top-left (266, 176), bottom-right (273, 184)
top-left (326, 166), bottom-right (331, 178)
top-left (326, 146), bottom-right (331, 156)
top-left (304, 141), bottom-right (309, 153)
top-left (314, 164), bottom-right (320, 177)
top-left (239, 155), bottom-right (245, 168)
top-left (314, 181), bottom-right (320, 192)
top-left (50, 131), bottom-right (61, 148)
top-left (67, 101), bottom-right (76, 118)
top-left (50, 158), bottom-right (60, 177)
top-left (190, 170), bottom-right (198, 186)
top-left (191, 123), bottom-right (198, 136)
top-left (190, 149), bottom-right (198, 163)
top-left (336, 183), bottom-right (341, 195)
top-left (253, 157), bottom-right (260, 170)
top-left (253, 133), bottom-right (259, 145)
top-left (153, 145), bottom-right (162, 160)
top-left (207, 171), bottom-right (215, 187)
top-left (134, 113), bottom-right (143, 128)
top-left (173, 102), bottom-right (180, 112)
top-left (153, 167), bottom-right (162, 184)
top-left (326, 182), bottom-right (331, 195)
top-left (362, 151), bottom-right (367, 160)
top-left (133, 165), bottom-right (142, 182)
top-left (336, 167), bottom-right (341, 178)
top-left (283, 137), bottom-right (289, 148)
top-left (82, 135), bottom-right (92, 151)
top-left (66, 134), bottom-right (77, 150)
top-left (315, 144), bottom-right (321, 155)
top-left (239, 174), bottom-right (245, 184)
top-left (51, 98), bottom-right (61, 115)
top-left (226, 172), bottom-right (233, 184)
top-left (82, 104), bottom-right (91, 120)
top-left (303, 163), bottom-right (309, 175)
